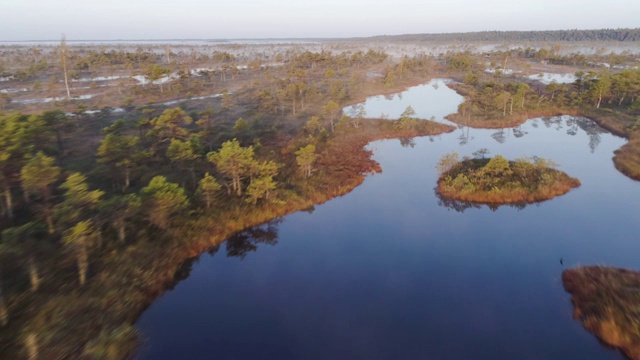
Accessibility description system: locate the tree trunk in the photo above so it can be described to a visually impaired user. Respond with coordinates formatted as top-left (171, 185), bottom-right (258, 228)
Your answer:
top-left (25, 333), bottom-right (38, 360)
top-left (117, 219), bottom-right (126, 243)
top-left (4, 189), bottom-right (13, 219)
top-left (509, 98), bottom-right (514, 115)
top-left (45, 210), bottom-right (55, 235)
top-left (61, 38), bottom-right (71, 100)
top-left (597, 91), bottom-right (602, 109)
top-left (233, 175), bottom-right (242, 196)
top-left (28, 255), bottom-right (40, 291)
top-left (77, 243), bottom-right (88, 286)
top-left (124, 167), bottom-right (131, 190)
top-left (55, 131), bottom-right (64, 154)
top-left (0, 277), bottom-right (8, 327)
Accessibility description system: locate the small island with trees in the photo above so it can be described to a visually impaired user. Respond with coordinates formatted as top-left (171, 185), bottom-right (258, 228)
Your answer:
top-left (436, 150), bottom-right (580, 204)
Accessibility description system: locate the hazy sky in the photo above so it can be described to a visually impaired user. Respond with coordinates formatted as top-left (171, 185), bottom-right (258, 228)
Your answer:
top-left (1, 0), bottom-right (638, 41)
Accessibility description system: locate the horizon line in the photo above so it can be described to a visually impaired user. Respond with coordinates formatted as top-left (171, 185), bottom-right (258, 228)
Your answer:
top-left (2, 27), bottom-right (639, 43)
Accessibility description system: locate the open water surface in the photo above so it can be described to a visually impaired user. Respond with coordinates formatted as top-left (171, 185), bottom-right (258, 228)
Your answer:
top-left (137, 81), bottom-right (639, 359)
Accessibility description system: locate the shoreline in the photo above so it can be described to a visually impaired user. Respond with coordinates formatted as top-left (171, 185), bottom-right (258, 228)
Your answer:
top-left (563, 266), bottom-right (640, 360)
top-left (4, 118), bottom-right (454, 358)
top-left (443, 83), bottom-right (640, 182)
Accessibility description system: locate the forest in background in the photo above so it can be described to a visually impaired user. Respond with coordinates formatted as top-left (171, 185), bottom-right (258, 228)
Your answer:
top-left (364, 28), bottom-right (640, 43)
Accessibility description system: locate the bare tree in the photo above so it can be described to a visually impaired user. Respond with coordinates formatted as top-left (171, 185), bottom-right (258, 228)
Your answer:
top-left (60, 34), bottom-right (71, 100)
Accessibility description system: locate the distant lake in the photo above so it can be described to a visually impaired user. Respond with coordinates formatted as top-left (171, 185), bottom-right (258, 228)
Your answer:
top-left (343, 79), bottom-right (462, 126)
top-left (136, 81), bottom-right (639, 360)
top-left (528, 72), bottom-right (577, 85)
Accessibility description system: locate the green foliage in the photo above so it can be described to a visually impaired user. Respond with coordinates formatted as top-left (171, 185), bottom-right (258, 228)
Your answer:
top-left (167, 138), bottom-right (198, 163)
top-left (98, 194), bottom-right (141, 243)
top-left (62, 220), bottom-right (100, 286)
top-left (20, 152), bottom-right (60, 201)
top-left (446, 52), bottom-right (476, 72)
top-left (305, 116), bottom-right (322, 136)
top-left (198, 172), bottom-right (222, 209)
top-left (148, 108), bottom-right (193, 141)
top-left (1, 221), bottom-right (46, 291)
top-left (384, 71), bottom-right (396, 88)
top-left (438, 155), bottom-right (580, 204)
top-left (322, 100), bottom-right (340, 132)
top-left (55, 173), bottom-right (104, 227)
top-left (295, 144), bottom-right (317, 178)
top-left (479, 155), bottom-right (513, 178)
top-left (233, 118), bottom-right (248, 134)
top-left (207, 139), bottom-right (255, 196)
top-left (245, 176), bottom-right (277, 205)
top-left (463, 72), bottom-right (479, 86)
top-left (0, 112), bottom-right (45, 163)
top-left (97, 133), bottom-right (142, 189)
top-left (140, 176), bottom-right (189, 229)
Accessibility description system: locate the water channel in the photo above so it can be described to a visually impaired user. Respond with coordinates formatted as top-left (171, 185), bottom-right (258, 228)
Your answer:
top-left (136, 80), bottom-right (640, 359)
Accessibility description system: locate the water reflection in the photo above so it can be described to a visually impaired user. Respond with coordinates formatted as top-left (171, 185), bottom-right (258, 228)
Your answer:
top-left (513, 126), bottom-right (527, 138)
top-left (399, 137), bottom-right (416, 148)
top-left (491, 128), bottom-right (507, 144)
top-left (225, 219), bottom-right (281, 259)
top-left (457, 126), bottom-right (473, 146)
top-left (342, 79), bottom-right (463, 126)
top-left (542, 116), bottom-right (607, 153)
top-left (434, 188), bottom-right (535, 212)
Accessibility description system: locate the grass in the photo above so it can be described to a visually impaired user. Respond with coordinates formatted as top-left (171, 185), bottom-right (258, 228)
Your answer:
top-left (563, 266), bottom-right (640, 360)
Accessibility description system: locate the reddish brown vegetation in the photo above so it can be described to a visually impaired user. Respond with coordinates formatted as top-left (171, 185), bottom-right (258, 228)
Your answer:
top-left (563, 267), bottom-right (640, 360)
top-left (446, 107), bottom-right (580, 129)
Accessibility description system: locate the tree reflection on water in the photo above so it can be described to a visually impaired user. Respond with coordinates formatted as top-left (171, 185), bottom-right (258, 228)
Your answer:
top-left (166, 219), bottom-right (282, 291)
top-left (225, 219), bottom-right (282, 259)
top-left (434, 188), bottom-right (534, 213)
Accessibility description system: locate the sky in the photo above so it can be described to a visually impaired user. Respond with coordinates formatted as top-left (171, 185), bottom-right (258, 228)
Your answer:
top-left (1, 0), bottom-right (639, 41)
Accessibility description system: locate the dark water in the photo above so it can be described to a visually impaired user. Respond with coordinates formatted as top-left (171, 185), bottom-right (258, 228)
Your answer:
top-left (136, 83), bottom-right (640, 360)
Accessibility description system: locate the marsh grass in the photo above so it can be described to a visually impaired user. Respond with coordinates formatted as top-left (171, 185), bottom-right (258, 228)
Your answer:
top-left (563, 266), bottom-right (640, 360)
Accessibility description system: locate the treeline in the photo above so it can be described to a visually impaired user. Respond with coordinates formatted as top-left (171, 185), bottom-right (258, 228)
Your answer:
top-left (446, 56), bottom-right (640, 129)
top-left (366, 28), bottom-right (640, 43)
